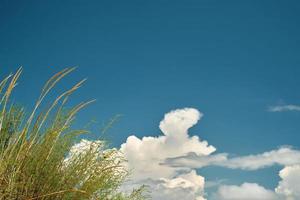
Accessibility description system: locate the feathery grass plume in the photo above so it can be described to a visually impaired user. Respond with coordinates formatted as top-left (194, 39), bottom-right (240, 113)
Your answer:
top-left (0, 68), bottom-right (147, 200)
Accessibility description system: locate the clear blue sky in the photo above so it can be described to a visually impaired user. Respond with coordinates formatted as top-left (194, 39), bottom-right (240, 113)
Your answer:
top-left (1, 0), bottom-right (300, 197)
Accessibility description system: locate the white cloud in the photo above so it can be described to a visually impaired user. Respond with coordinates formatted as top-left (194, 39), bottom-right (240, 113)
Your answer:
top-left (164, 152), bottom-right (228, 168)
top-left (219, 147), bottom-right (300, 170)
top-left (151, 170), bottom-right (206, 200)
top-left (275, 165), bottom-right (300, 200)
top-left (163, 146), bottom-right (300, 199)
top-left (268, 105), bottom-right (300, 112)
top-left (163, 146), bottom-right (300, 200)
top-left (66, 108), bottom-right (300, 200)
top-left (165, 147), bottom-right (300, 170)
top-left (119, 108), bottom-right (300, 199)
top-left (64, 139), bottom-right (104, 164)
top-left (213, 183), bottom-right (279, 200)
top-left (120, 108), bottom-right (215, 200)
top-left (124, 171), bottom-right (206, 200)
top-left (205, 179), bottom-right (227, 189)
top-left (212, 165), bottom-right (300, 200)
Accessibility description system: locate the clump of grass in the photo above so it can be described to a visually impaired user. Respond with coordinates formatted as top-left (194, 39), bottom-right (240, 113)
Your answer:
top-left (0, 68), bottom-right (146, 200)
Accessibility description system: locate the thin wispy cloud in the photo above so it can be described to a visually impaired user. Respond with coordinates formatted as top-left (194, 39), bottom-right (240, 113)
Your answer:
top-left (268, 104), bottom-right (300, 112)
top-left (165, 147), bottom-right (300, 170)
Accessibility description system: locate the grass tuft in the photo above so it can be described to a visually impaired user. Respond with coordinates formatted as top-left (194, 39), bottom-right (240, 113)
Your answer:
top-left (0, 68), bottom-right (147, 200)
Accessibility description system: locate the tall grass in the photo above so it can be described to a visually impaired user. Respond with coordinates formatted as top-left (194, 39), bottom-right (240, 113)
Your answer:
top-left (0, 68), bottom-right (146, 200)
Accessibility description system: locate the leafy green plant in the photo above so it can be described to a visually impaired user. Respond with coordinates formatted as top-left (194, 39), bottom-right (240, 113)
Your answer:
top-left (0, 68), bottom-right (146, 200)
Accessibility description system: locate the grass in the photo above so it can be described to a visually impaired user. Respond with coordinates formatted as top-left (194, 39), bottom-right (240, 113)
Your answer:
top-left (0, 68), bottom-right (146, 200)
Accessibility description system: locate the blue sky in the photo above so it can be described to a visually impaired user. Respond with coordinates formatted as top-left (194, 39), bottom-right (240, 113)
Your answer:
top-left (1, 1), bottom-right (300, 199)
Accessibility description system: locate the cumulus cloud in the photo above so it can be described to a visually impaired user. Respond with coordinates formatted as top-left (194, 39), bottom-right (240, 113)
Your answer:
top-left (120, 108), bottom-right (215, 200)
top-left (164, 149), bottom-right (300, 199)
top-left (212, 183), bottom-right (279, 200)
top-left (165, 147), bottom-right (300, 170)
top-left (268, 104), bottom-right (300, 112)
top-left (122, 171), bottom-right (205, 200)
top-left (64, 139), bottom-right (104, 164)
top-left (66, 108), bottom-right (300, 200)
top-left (156, 109), bottom-right (300, 200)
top-left (151, 170), bottom-right (206, 200)
top-left (119, 108), bottom-right (300, 199)
top-left (212, 165), bottom-right (300, 200)
top-left (276, 165), bottom-right (300, 200)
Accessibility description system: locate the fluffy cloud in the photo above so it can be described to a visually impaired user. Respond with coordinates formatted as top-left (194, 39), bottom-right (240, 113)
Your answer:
top-left (122, 171), bottom-right (205, 200)
top-left (64, 139), bottom-right (104, 164)
top-left (268, 104), bottom-right (300, 112)
top-left (150, 170), bottom-right (206, 200)
top-left (275, 165), bottom-right (300, 199)
top-left (212, 165), bottom-right (300, 200)
top-left (213, 183), bottom-right (278, 200)
top-left (165, 144), bottom-right (300, 199)
top-left (66, 108), bottom-right (300, 199)
top-left (165, 147), bottom-right (300, 170)
top-left (120, 108), bottom-right (215, 200)
top-left (161, 131), bottom-right (300, 200)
